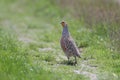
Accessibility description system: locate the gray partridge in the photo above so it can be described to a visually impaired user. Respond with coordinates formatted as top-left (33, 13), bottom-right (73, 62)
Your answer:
top-left (60, 21), bottom-right (81, 64)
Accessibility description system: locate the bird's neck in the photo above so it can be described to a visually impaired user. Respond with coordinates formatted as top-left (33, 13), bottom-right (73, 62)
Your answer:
top-left (62, 26), bottom-right (70, 36)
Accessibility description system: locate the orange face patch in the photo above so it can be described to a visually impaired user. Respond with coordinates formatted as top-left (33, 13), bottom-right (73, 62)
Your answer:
top-left (61, 21), bottom-right (66, 27)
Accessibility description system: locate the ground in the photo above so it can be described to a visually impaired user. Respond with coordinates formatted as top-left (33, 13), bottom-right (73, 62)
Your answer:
top-left (0, 0), bottom-right (120, 80)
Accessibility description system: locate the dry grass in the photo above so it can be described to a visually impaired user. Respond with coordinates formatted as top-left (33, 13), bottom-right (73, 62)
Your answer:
top-left (57, 0), bottom-right (120, 52)
top-left (57, 0), bottom-right (120, 24)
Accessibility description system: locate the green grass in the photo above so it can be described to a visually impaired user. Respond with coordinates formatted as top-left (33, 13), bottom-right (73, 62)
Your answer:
top-left (0, 0), bottom-right (120, 80)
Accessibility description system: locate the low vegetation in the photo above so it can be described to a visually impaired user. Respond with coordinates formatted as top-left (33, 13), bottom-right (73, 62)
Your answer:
top-left (0, 0), bottom-right (120, 80)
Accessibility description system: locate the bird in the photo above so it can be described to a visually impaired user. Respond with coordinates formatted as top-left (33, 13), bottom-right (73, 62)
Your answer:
top-left (60, 21), bottom-right (81, 64)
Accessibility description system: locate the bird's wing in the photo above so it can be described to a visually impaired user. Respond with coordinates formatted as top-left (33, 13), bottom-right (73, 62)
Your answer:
top-left (64, 36), bottom-right (80, 57)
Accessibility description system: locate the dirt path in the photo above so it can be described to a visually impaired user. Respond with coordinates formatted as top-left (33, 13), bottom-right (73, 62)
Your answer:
top-left (13, 24), bottom-right (98, 80)
top-left (74, 60), bottom-right (98, 80)
top-left (2, 19), bottom-right (99, 80)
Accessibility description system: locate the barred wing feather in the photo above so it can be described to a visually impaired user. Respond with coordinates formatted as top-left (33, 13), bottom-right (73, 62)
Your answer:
top-left (64, 36), bottom-right (80, 57)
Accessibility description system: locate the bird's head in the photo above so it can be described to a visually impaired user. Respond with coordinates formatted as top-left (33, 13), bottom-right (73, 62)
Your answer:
top-left (60, 21), bottom-right (67, 27)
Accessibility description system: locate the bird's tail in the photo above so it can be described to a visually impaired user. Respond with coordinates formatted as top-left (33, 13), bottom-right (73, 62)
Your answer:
top-left (76, 50), bottom-right (81, 58)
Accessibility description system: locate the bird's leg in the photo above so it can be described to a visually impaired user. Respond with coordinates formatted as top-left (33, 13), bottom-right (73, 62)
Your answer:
top-left (67, 57), bottom-right (70, 62)
top-left (75, 56), bottom-right (77, 64)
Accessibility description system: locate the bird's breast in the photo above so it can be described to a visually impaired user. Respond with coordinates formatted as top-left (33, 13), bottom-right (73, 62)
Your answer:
top-left (60, 37), bottom-right (66, 52)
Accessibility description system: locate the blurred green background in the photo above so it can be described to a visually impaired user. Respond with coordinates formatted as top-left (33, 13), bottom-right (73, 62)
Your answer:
top-left (0, 0), bottom-right (120, 80)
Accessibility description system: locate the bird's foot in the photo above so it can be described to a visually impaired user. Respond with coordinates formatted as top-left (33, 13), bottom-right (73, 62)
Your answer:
top-left (75, 61), bottom-right (77, 64)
